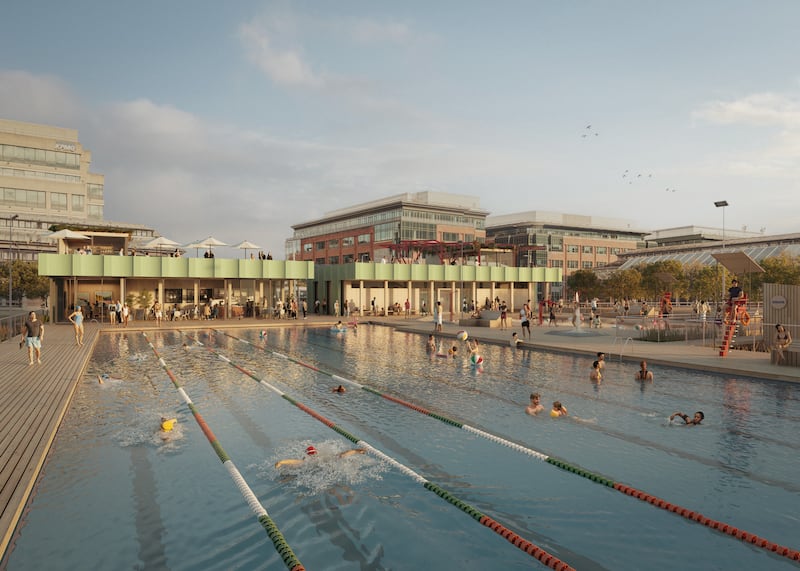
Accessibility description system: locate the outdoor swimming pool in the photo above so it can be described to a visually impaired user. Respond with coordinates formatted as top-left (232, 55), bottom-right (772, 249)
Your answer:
top-left (3, 325), bottom-right (799, 570)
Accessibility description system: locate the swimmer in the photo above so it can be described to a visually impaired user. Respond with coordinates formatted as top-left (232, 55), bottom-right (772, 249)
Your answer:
top-left (550, 401), bottom-right (568, 418)
top-left (275, 445), bottom-right (367, 468)
top-left (589, 360), bottom-right (602, 382)
top-left (511, 332), bottom-right (522, 347)
top-left (670, 411), bottom-right (704, 426)
top-left (448, 344), bottom-right (458, 357)
top-left (160, 417), bottom-right (177, 432)
top-left (332, 384), bottom-right (346, 393)
top-left (427, 334), bottom-right (437, 351)
top-left (635, 360), bottom-right (654, 381)
top-left (525, 393), bottom-right (544, 415)
top-left (596, 352), bottom-right (606, 370)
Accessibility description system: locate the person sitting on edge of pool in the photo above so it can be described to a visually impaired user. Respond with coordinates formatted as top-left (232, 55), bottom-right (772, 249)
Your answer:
top-left (670, 411), bottom-right (704, 426)
top-left (332, 384), bottom-right (346, 393)
top-left (275, 445), bottom-right (366, 468)
top-left (635, 360), bottom-right (654, 381)
top-left (525, 393), bottom-right (544, 415)
top-left (550, 401), bottom-right (568, 418)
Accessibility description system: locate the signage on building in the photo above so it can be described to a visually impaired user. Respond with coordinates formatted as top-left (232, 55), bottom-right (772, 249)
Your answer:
top-left (55, 142), bottom-right (76, 152)
top-left (770, 295), bottom-right (787, 310)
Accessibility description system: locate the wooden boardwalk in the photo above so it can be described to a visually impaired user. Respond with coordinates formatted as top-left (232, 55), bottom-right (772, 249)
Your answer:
top-left (0, 320), bottom-right (99, 561)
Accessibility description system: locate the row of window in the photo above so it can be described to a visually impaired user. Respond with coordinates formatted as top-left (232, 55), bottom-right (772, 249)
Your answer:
top-left (294, 206), bottom-right (485, 240)
top-left (0, 187), bottom-right (103, 218)
top-left (0, 166), bottom-right (81, 183)
top-left (1, 143), bottom-right (80, 169)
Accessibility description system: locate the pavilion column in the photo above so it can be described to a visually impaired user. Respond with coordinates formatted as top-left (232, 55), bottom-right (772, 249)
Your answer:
top-left (359, 280), bottom-right (364, 316)
top-left (383, 280), bottom-right (388, 315)
top-left (450, 281), bottom-right (456, 322)
top-left (194, 281), bottom-right (200, 315)
top-left (407, 280), bottom-right (412, 313)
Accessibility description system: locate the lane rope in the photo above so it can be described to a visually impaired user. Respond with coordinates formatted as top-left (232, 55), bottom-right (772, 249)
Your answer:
top-left (187, 331), bottom-right (575, 570)
top-left (219, 329), bottom-right (800, 563)
top-left (141, 333), bottom-right (306, 571)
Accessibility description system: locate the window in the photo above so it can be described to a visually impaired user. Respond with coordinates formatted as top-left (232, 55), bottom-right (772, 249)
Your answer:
top-left (567, 245), bottom-right (579, 253)
top-left (582, 261), bottom-right (593, 269)
top-left (315, 257), bottom-right (325, 265)
top-left (567, 260), bottom-right (578, 269)
top-left (303, 243), bottom-right (313, 252)
top-left (374, 222), bottom-right (397, 242)
top-left (549, 244), bottom-right (563, 252)
top-left (596, 246), bottom-right (607, 254)
top-left (315, 241), bottom-right (325, 250)
top-left (358, 233), bottom-right (371, 244)
top-left (342, 237), bottom-right (354, 246)
top-left (328, 256), bottom-right (339, 264)
top-left (342, 254), bottom-right (354, 263)
top-left (71, 194), bottom-right (84, 212)
top-left (550, 260), bottom-right (563, 268)
top-left (442, 232), bottom-right (459, 242)
top-left (597, 261), bottom-right (606, 267)
top-left (51, 192), bottom-right (68, 211)
top-left (612, 247), bottom-right (622, 254)
top-left (328, 239), bottom-right (339, 247)
top-left (582, 245), bottom-right (593, 254)
top-left (164, 289), bottom-right (183, 303)
top-left (87, 184), bottom-right (104, 200)
top-left (88, 204), bottom-right (103, 219)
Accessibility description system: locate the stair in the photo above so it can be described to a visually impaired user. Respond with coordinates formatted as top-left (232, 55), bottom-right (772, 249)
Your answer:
top-left (719, 320), bottom-right (738, 357)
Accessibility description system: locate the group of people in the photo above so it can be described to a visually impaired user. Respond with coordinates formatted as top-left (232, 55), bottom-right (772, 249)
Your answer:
top-left (525, 393), bottom-right (568, 418)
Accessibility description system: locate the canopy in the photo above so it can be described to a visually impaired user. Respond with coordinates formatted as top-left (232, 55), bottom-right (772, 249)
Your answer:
top-left (195, 236), bottom-right (228, 248)
top-left (711, 251), bottom-right (765, 275)
top-left (44, 229), bottom-right (90, 241)
top-left (145, 236), bottom-right (181, 249)
top-left (234, 240), bottom-right (261, 258)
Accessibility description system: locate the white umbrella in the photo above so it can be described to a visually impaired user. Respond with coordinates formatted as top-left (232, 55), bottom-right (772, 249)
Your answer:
top-left (233, 239), bottom-right (261, 259)
top-left (145, 236), bottom-right (181, 256)
top-left (195, 236), bottom-right (228, 258)
top-left (44, 229), bottom-right (90, 241)
top-left (183, 241), bottom-right (205, 258)
top-left (196, 236), bottom-right (228, 248)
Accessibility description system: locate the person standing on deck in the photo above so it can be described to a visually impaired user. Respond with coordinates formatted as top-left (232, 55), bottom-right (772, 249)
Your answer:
top-left (21, 311), bottom-right (44, 365)
top-left (68, 305), bottom-right (85, 346)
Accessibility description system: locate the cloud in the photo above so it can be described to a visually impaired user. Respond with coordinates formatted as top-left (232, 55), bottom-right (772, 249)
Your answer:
top-left (238, 22), bottom-right (322, 87)
top-left (0, 70), bottom-right (82, 126)
top-left (349, 19), bottom-right (415, 44)
top-left (694, 92), bottom-right (800, 127)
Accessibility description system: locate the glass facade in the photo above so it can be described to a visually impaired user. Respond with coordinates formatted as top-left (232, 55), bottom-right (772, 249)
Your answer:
top-left (71, 194), bottom-right (84, 212)
top-left (0, 143), bottom-right (80, 169)
top-left (1, 187), bottom-right (46, 208)
top-left (87, 183), bottom-right (104, 200)
top-left (51, 192), bottom-right (68, 211)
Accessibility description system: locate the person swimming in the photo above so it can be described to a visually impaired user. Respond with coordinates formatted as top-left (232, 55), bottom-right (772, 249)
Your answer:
top-left (670, 411), bottom-right (704, 425)
top-left (550, 401), bottom-right (568, 418)
top-left (160, 417), bottom-right (177, 432)
top-left (332, 384), bottom-right (346, 393)
top-left (275, 445), bottom-right (366, 468)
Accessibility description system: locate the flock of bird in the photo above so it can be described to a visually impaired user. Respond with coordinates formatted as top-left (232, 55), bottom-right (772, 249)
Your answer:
top-left (581, 125), bottom-right (678, 192)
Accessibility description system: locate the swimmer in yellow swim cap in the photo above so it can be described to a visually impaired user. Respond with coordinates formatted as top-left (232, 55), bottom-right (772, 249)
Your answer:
top-left (160, 417), bottom-right (177, 432)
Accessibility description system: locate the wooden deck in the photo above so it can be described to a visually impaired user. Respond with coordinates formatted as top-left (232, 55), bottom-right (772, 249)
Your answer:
top-left (0, 320), bottom-right (99, 561)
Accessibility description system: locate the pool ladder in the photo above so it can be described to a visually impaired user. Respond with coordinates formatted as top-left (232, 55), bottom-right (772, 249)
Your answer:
top-left (611, 336), bottom-right (635, 361)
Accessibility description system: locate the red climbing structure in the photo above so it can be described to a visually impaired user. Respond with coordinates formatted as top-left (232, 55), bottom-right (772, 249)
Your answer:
top-left (719, 295), bottom-right (749, 357)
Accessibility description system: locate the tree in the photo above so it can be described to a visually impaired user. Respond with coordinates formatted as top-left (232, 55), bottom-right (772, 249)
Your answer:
top-left (684, 263), bottom-right (723, 303)
top-left (638, 260), bottom-right (685, 300)
top-left (567, 270), bottom-right (601, 300)
top-left (1, 260), bottom-right (50, 302)
top-left (602, 268), bottom-right (642, 301)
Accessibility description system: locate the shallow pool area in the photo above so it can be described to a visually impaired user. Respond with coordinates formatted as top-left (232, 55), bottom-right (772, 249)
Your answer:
top-left (4, 325), bottom-right (799, 570)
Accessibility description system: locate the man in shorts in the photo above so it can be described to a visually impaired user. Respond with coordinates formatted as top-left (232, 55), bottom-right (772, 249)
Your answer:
top-left (22, 311), bottom-right (44, 365)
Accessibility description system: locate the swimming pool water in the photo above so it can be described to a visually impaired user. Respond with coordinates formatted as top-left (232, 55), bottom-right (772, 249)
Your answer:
top-left (4, 325), bottom-right (799, 570)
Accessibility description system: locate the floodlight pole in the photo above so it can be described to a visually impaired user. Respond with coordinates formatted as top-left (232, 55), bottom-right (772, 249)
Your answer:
top-left (8, 214), bottom-right (18, 308)
top-left (715, 201), bottom-right (728, 301)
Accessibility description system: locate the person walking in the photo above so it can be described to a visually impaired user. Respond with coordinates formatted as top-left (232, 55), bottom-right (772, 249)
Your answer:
top-left (68, 305), bottom-right (85, 346)
top-left (21, 311), bottom-right (44, 365)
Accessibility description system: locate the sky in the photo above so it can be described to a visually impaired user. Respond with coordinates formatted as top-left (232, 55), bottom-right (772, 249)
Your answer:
top-left (2, 1), bottom-right (800, 258)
